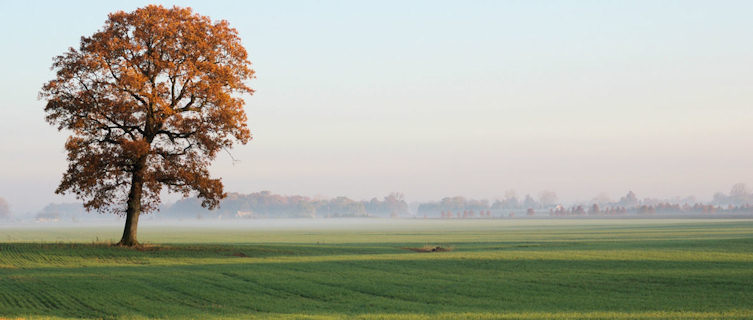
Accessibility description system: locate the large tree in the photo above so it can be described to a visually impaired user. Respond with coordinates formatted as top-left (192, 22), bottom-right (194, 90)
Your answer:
top-left (40, 5), bottom-right (254, 246)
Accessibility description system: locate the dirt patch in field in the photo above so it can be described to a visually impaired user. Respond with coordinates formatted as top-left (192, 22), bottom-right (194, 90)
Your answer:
top-left (231, 252), bottom-right (248, 257)
top-left (135, 244), bottom-right (167, 251)
top-left (403, 246), bottom-right (453, 253)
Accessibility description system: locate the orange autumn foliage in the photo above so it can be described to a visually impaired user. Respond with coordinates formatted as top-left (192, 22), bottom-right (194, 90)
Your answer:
top-left (40, 6), bottom-right (253, 227)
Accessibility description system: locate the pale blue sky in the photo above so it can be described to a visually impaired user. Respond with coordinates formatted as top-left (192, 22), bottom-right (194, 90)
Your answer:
top-left (1, 1), bottom-right (753, 214)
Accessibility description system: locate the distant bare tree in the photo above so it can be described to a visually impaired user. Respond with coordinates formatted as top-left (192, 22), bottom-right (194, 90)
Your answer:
top-left (0, 197), bottom-right (10, 219)
top-left (730, 183), bottom-right (751, 205)
top-left (619, 191), bottom-right (639, 206)
top-left (523, 194), bottom-right (537, 209)
top-left (539, 191), bottom-right (558, 207)
top-left (589, 203), bottom-right (600, 215)
top-left (731, 183), bottom-right (749, 196)
top-left (492, 190), bottom-right (520, 209)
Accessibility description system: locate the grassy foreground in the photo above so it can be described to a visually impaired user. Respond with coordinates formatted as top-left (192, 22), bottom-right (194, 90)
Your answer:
top-left (1, 219), bottom-right (753, 319)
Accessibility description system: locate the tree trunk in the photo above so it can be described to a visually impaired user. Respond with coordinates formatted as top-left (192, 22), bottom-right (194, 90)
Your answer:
top-left (118, 159), bottom-right (146, 247)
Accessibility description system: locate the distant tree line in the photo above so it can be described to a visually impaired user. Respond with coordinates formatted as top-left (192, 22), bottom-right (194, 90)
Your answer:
top-left (20, 182), bottom-right (753, 222)
top-left (34, 203), bottom-right (94, 222)
top-left (546, 203), bottom-right (742, 217)
top-left (419, 185), bottom-right (753, 218)
top-left (417, 190), bottom-right (559, 216)
top-left (164, 191), bottom-right (408, 219)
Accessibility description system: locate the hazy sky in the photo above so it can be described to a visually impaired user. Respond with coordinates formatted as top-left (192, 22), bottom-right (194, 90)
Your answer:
top-left (2, 0), bottom-right (753, 214)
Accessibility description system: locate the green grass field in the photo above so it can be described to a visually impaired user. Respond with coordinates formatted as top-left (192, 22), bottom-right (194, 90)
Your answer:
top-left (1, 219), bottom-right (753, 319)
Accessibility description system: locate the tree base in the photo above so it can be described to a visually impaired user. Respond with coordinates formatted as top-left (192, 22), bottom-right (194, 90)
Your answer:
top-left (115, 239), bottom-right (141, 247)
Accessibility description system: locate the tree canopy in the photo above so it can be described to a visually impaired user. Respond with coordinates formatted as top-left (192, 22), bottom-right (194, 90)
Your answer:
top-left (40, 5), bottom-right (254, 245)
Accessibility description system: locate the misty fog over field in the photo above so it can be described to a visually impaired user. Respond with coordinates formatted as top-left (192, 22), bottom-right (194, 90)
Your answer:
top-left (3, 182), bottom-right (753, 224)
